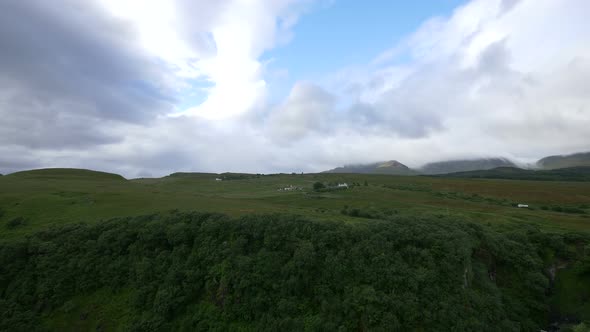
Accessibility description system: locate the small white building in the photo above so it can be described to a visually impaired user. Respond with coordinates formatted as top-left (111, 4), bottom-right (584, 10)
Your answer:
top-left (215, 178), bottom-right (222, 181)
top-left (517, 204), bottom-right (529, 208)
top-left (337, 183), bottom-right (349, 188)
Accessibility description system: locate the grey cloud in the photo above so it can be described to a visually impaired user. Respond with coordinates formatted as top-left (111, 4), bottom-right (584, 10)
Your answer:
top-left (0, 146), bottom-right (43, 174)
top-left (0, 1), bottom-right (174, 122)
top-left (266, 82), bottom-right (335, 143)
top-left (342, 40), bottom-right (531, 139)
top-left (0, 92), bottom-right (121, 149)
top-left (499, 0), bottom-right (522, 16)
top-left (477, 39), bottom-right (511, 74)
top-left (0, 0), bottom-right (175, 152)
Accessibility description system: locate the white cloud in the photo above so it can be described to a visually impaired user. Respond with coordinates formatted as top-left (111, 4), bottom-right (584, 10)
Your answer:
top-left (1, 0), bottom-right (589, 177)
top-left (97, 0), bottom-right (314, 120)
top-left (316, 0), bottom-right (590, 165)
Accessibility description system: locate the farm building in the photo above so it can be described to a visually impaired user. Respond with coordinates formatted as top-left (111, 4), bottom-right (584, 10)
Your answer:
top-left (278, 185), bottom-right (298, 191)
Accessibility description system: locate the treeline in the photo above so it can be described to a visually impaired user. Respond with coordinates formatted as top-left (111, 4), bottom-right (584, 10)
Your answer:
top-left (0, 212), bottom-right (589, 331)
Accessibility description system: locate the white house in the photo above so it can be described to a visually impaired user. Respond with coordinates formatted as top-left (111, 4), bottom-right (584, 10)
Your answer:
top-left (215, 178), bottom-right (222, 181)
top-left (337, 183), bottom-right (349, 188)
top-left (517, 204), bottom-right (529, 208)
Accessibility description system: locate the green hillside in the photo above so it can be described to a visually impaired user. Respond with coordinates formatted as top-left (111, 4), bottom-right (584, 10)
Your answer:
top-left (1, 168), bottom-right (590, 330)
top-left (7, 168), bottom-right (126, 181)
top-left (420, 158), bottom-right (516, 174)
top-left (538, 152), bottom-right (590, 169)
top-left (437, 166), bottom-right (590, 182)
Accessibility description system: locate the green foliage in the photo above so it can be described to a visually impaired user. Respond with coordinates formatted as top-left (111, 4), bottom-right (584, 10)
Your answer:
top-left (1, 212), bottom-right (586, 331)
top-left (547, 206), bottom-right (587, 214)
top-left (340, 206), bottom-right (398, 219)
top-left (312, 182), bottom-right (325, 191)
top-left (572, 322), bottom-right (590, 332)
top-left (5, 217), bottom-right (26, 229)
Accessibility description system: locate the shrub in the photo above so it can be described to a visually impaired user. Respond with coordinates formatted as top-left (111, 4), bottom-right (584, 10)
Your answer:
top-left (562, 207), bottom-right (586, 214)
top-left (551, 206), bottom-right (564, 213)
top-left (312, 182), bottom-right (325, 191)
top-left (6, 217), bottom-right (26, 229)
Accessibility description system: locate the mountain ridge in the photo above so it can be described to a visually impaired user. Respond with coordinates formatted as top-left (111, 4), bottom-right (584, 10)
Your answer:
top-left (537, 152), bottom-right (590, 170)
top-left (419, 158), bottom-right (517, 175)
top-left (321, 152), bottom-right (590, 175)
top-left (323, 160), bottom-right (417, 175)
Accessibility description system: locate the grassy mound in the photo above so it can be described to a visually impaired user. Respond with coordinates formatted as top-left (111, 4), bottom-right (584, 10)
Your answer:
top-left (7, 168), bottom-right (126, 181)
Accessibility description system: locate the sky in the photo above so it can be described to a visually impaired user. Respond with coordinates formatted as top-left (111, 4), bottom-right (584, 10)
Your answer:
top-left (0, 0), bottom-right (589, 177)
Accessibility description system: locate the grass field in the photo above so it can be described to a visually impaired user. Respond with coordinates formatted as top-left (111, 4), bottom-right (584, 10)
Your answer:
top-left (1, 168), bottom-right (589, 240)
top-left (1, 168), bottom-right (590, 330)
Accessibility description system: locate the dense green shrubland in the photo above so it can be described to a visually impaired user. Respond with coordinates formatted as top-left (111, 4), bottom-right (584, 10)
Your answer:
top-left (0, 212), bottom-right (588, 331)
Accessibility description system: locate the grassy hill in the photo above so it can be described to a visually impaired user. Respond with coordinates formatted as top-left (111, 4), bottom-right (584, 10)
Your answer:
top-left (436, 166), bottom-right (590, 182)
top-left (323, 160), bottom-right (417, 175)
top-left (538, 152), bottom-right (590, 169)
top-left (6, 168), bottom-right (126, 181)
top-left (1, 168), bottom-right (590, 238)
top-left (1, 168), bottom-right (590, 330)
top-left (419, 158), bottom-right (516, 174)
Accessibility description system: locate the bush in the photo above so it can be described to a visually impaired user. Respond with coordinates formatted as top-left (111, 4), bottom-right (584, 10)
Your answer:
top-left (550, 206), bottom-right (586, 214)
top-left (562, 207), bottom-right (586, 214)
top-left (552, 206), bottom-right (564, 213)
top-left (572, 322), bottom-right (589, 332)
top-left (6, 217), bottom-right (25, 229)
top-left (312, 182), bottom-right (325, 191)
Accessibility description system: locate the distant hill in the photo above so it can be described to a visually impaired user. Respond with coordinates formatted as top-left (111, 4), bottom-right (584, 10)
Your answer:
top-left (436, 166), bottom-right (590, 182)
top-left (164, 172), bottom-right (263, 182)
top-left (6, 168), bottom-right (126, 181)
top-left (323, 160), bottom-right (417, 175)
top-left (167, 172), bottom-right (216, 178)
top-left (537, 152), bottom-right (590, 169)
top-left (419, 158), bottom-right (516, 175)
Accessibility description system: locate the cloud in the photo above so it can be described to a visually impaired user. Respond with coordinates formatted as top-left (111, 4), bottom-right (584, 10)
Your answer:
top-left (0, 1), bottom-right (174, 121)
top-left (0, 0), bottom-right (317, 176)
top-left (0, 0), bottom-right (174, 153)
top-left (163, 0), bottom-right (315, 119)
top-left (320, 0), bottom-right (590, 164)
top-left (266, 82), bottom-right (335, 142)
top-left (0, 0), bottom-right (589, 177)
